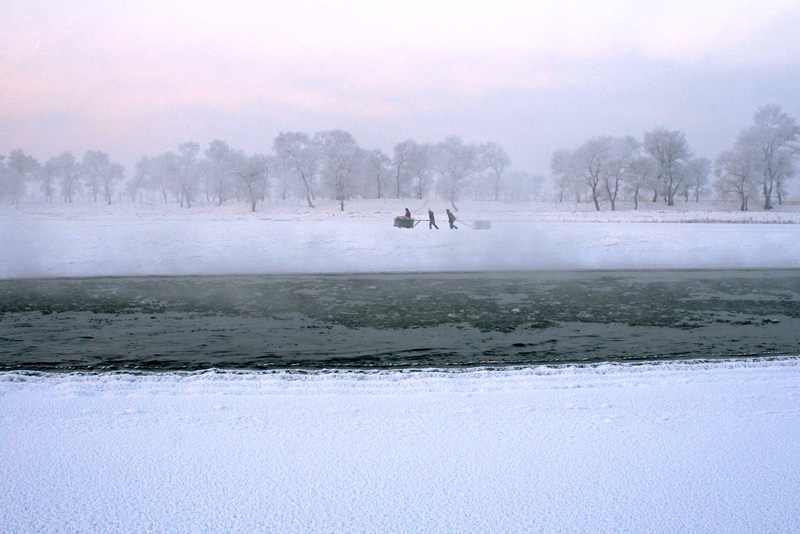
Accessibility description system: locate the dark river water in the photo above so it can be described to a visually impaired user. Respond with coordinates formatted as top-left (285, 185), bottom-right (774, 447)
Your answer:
top-left (1, 270), bottom-right (799, 371)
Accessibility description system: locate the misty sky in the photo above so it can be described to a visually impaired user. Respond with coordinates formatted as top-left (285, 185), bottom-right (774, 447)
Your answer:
top-left (2, 0), bottom-right (800, 176)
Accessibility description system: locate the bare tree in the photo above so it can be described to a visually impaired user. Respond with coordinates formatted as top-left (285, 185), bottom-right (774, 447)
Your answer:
top-left (273, 132), bottom-right (319, 208)
top-left (736, 105), bottom-right (799, 209)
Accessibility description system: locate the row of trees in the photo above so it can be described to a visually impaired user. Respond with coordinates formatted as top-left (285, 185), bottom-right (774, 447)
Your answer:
top-left (1, 133), bottom-right (545, 211)
top-left (0, 150), bottom-right (124, 206)
top-left (552, 105), bottom-right (799, 211)
top-left (3, 105), bottom-right (797, 212)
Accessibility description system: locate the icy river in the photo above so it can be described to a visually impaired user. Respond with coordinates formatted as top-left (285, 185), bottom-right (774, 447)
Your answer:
top-left (1, 269), bottom-right (799, 371)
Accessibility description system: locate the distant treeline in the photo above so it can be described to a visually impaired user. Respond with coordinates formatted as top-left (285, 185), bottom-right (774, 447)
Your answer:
top-left (0, 134), bottom-right (544, 212)
top-left (2, 105), bottom-right (797, 212)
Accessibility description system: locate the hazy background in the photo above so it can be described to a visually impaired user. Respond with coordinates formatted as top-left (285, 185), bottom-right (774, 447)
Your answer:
top-left (3, 0), bottom-right (800, 175)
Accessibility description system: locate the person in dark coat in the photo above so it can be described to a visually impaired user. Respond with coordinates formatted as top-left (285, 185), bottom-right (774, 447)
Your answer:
top-left (446, 208), bottom-right (458, 229)
top-left (404, 208), bottom-right (411, 219)
top-left (428, 209), bottom-right (439, 229)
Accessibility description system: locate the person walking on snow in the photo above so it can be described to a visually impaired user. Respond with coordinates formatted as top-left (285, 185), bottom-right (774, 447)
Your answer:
top-left (446, 208), bottom-right (458, 229)
top-left (428, 209), bottom-right (439, 229)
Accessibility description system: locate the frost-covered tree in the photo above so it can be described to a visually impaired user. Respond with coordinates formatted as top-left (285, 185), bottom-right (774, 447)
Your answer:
top-left (39, 159), bottom-right (58, 203)
top-left (714, 149), bottom-right (757, 211)
top-left (436, 136), bottom-right (480, 211)
top-left (315, 130), bottom-right (359, 211)
top-left (3, 149), bottom-right (40, 204)
top-left (480, 142), bottom-right (510, 201)
top-left (684, 157), bottom-right (712, 203)
top-left (736, 105), bottom-right (798, 209)
top-left (551, 149), bottom-right (582, 203)
top-left (776, 170), bottom-right (794, 205)
top-left (174, 142), bottom-right (200, 208)
top-left (127, 156), bottom-right (153, 203)
top-left (552, 137), bottom-right (636, 211)
top-left (230, 150), bottom-right (271, 212)
top-left (273, 132), bottom-right (319, 208)
top-left (575, 137), bottom-right (612, 211)
top-left (45, 152), bottom-right (81, 203)
top-left (146, 152), bottom-right (174, 204)
top-left (81, 150), bottom-right (123, 204)
top-left (361, 148), bottom-right (392, 199)
top-left (204, 140), bottom-right (233, 205)
top-left (406, 142), bottom-right (436, 200)
top-left (272, 163), bottom-right (300, 202)
top-left (154, 151), bottom-right (182, 204)
top-left (623, 156), bottom-right (657, 210)
top-left (644, 128), bottom-right (692, 206)
top-left (602, 136), bottom-right (639, 211)
top-left (391, 140), bottom-right (415, 199)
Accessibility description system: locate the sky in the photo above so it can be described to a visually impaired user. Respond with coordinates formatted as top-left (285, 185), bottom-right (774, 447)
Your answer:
top-left (2, 0), bottom-right (800, 176)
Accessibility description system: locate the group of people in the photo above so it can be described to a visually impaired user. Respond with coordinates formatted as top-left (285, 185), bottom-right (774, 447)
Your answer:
top-left (402, 208), bottom-right (458, 229)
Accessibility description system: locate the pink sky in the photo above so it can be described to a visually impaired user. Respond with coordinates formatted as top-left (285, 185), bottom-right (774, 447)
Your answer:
top-left (2, 0), bottom-right (800, 174)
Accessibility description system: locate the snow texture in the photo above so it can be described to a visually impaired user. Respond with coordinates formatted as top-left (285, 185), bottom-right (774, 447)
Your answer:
top-left (2, 359), bottom-right (800, 533)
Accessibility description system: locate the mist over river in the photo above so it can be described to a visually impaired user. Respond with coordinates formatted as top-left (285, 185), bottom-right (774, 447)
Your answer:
top-left (1, 269), bottom-right (799, 371)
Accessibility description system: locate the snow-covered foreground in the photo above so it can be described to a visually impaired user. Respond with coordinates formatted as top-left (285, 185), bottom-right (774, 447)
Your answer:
top-left (2, 200), bottom-right (800, 277)
top-left (2, 359), bottom-right (800, 533)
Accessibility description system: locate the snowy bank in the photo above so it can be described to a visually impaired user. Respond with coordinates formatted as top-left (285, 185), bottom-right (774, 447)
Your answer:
top-left (3, 201), bottom-right (800, 278)
top-left (2, 359), bottom-right (799, 533)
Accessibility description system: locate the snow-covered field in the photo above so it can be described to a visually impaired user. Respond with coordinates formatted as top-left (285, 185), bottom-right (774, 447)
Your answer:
top-left (2, 200), bottom-right (800, 533)
top-left (2, 199), bottom-right (800, 277)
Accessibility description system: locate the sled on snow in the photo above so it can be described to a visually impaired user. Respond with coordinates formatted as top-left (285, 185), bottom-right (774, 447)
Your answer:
top-left (393, 216), bottom-right (424, 228)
